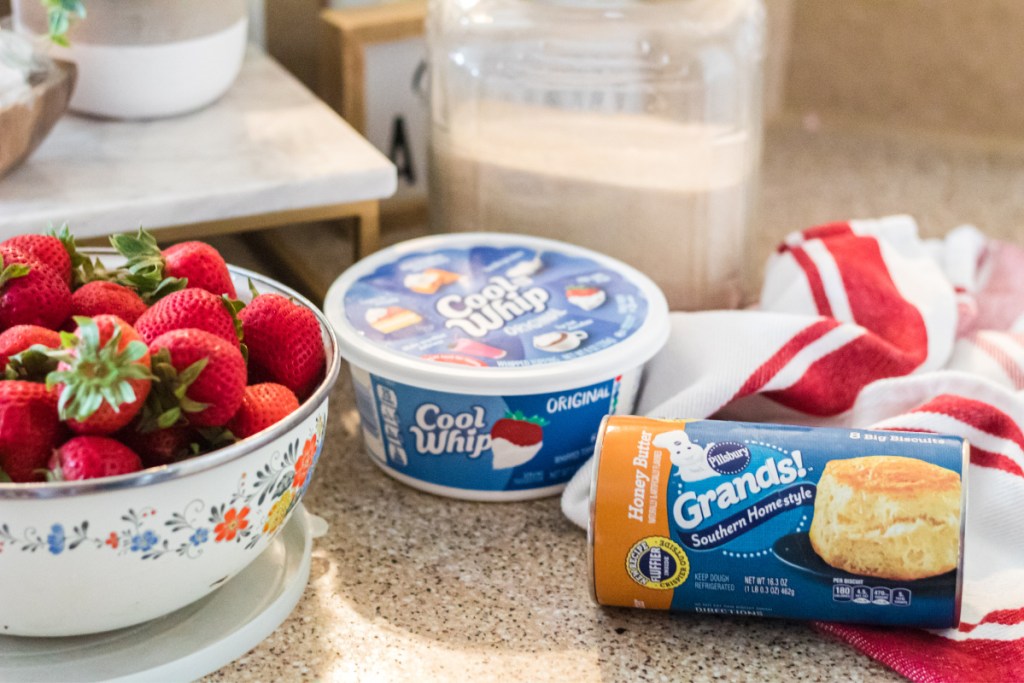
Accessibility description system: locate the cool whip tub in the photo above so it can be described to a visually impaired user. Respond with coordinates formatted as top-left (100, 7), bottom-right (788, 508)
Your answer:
top-left (325, 233), bottom-right (670, 501)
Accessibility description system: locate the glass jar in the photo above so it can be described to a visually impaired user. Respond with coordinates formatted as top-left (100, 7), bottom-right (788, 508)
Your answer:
top-left (427, 0), bottom-right (765, 311)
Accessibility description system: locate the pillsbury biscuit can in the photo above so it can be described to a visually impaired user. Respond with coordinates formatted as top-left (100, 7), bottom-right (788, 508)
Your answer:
top-left (588, 416), bottom-right (968, 627)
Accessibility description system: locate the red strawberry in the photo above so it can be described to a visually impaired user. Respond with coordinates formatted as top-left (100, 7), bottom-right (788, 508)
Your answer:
top-left (163, 242), bottom-right (236, 298)
top-left (149, 328), bottom-right (246, 427)
top-left (240, 293), bottom-right (325, 399)
top-left (0, 245), bottom-right (72, 331)
top-left (489, 411), bottom-right (548, 447)
top-left (134, 288), bottom-right (241, 347)
top-left (0, 325), bottom-right (61, 370)
top-left (1, 233), bottom-right (72, 286)
top-left (48, 315), bottom-right (153, 435)
top-left (0, 381), bottom-right (60, 482)
top-left (49, 436), bottom-right (142, 481)
top-left (70, 281), bottom-right (148, 325)
top-left (226, 383), bottom-right (300, 439)
top-left (120, 424), bottom-right (192, 468)
top-left (111, 230), bottom-right (235, 298)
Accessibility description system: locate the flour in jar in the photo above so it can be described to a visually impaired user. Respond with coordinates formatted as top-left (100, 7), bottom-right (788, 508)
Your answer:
top-left (429, 101), bottom-right (759, 311)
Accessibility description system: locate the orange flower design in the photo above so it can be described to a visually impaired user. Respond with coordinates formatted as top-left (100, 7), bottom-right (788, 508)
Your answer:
top-left (293, 435), bottom-right (317, 489)
top-left (105, 532), bottom-right (119, 549)
top-left (214, 507), bottom-right (250, 542)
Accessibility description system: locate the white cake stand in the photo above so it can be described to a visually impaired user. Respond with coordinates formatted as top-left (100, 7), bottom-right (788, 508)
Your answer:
top-left (0, 505), bottom-right (322, 682)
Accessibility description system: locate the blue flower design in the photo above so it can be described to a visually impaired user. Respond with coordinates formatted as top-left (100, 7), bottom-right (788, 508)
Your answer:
top-left (189, 528), bottom-right (209, 546)
top-left (130, 530), bottom-right (159, 553)
top-left (47, 524), bottom-right (65, 555)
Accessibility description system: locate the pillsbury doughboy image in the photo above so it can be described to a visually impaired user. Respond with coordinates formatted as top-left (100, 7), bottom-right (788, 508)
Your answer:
top-left (653, 430), bottom-right (717, 482)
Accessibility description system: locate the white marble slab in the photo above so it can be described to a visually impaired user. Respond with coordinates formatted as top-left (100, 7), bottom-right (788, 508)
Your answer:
top-left (0, 48), bottom-right (397, 238)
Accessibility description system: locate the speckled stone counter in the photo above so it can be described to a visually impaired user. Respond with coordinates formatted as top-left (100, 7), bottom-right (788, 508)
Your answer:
top-left (200, 374), bottom-right (900, 682)
top-left (200, 118), bottom-right (1024, 681)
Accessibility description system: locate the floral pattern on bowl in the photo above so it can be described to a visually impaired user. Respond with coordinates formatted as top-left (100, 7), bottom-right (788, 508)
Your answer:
top-left (0, 415), bottom-right (326, 560)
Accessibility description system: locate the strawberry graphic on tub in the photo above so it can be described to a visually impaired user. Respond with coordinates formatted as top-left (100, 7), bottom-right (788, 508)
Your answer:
top-left (489, 411), bottom-right (549, 470)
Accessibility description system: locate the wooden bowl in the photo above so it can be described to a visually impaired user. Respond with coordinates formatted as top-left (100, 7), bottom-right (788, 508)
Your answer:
top-left (0, 59), bottom-right (76, 179)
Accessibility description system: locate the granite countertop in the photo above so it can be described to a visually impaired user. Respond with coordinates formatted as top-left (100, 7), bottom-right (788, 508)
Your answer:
top-left (201, 117), bottom-right (1024, 681)
top-left (200, 374), bottom-right (901, 682)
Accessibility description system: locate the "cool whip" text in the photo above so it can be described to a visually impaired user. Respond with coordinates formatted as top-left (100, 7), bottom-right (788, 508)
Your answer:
top-left (408, 404), bottom-right (492, 459)
top-left (436, 276), bottom-right (549, 338)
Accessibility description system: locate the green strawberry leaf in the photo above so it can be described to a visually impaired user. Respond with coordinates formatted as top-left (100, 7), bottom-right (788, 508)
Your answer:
top-left (156, 407), bottom-right (182, 430)
top-left (247, 278), bottom-right (261, 301)
top-left (0, 468), bottom-right (11, 483)
top-left (49, 222), bottom-right (89, 269)
top-left (0, 257), bottom-right (31, 289)
top-left (177, 357), bottom-right (209, 387)
top-left (4, 345), bottom-right (59, 382)
top-left (45, 317), bottom-right (155, 423)
top-left (144, 275), bottom-right (188, 303)
top-left (194, 426), bottom-right (238, 452)
top-left (109, 228), bottom-right (162, 262)
top-left (136, 349), bottom-right (210, 432)
top-left (222, 296), bottom-right (246, 345)
top-left (109, 228), bottom-right (187, 303)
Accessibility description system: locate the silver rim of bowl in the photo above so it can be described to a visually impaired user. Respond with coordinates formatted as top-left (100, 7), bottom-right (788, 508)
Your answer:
top-left (0, 251), bottom-right (342, 500)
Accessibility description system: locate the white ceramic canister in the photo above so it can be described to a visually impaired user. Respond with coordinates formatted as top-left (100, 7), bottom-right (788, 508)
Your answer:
top-left (325, 233), bottom-right (670, 501)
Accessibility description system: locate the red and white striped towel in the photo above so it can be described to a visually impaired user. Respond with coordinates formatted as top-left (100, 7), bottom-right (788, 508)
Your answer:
top-left (561, 215), bottom-right (1024, 682)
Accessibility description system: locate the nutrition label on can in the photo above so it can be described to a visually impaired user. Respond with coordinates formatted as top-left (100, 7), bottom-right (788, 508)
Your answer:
top-left (832, 580), bottom-right (912, 606)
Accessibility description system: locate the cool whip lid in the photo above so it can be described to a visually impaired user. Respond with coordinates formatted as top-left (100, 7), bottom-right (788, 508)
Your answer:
top-left (325, 233), bottom-right (669, 395)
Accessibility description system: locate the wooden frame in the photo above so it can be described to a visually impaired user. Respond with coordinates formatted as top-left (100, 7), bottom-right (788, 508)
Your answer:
top-left (320, 0), bottom-right (429, 228)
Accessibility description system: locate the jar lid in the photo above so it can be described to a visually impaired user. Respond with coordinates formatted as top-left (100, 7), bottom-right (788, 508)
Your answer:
top-left (325, 233), bottom-right (670, 395)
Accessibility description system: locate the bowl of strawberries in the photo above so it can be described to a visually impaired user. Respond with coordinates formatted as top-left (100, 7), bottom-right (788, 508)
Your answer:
top-left (0, 227), bottom-right (340, 636)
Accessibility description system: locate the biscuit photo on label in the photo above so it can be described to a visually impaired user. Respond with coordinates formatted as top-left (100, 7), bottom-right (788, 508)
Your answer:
top-left (808, 455), bottom-right (962, 581)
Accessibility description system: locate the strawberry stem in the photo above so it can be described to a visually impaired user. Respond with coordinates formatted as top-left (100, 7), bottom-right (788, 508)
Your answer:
top-left (109, 228), bottom-right (187, 304)
top-left (4, 345), bottom-right (59, 382)
top-left (136, 348), bottom-right (210, 432)
top-left (45, 317), bottom-right (153, 422)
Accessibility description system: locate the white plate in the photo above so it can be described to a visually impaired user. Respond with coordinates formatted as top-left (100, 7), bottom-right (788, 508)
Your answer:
top-left (0, 504), bottom-right (321, 682)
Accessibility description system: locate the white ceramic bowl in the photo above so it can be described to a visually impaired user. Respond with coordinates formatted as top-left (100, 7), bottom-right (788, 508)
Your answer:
top-left (0, 257), bottom-right (340, 637)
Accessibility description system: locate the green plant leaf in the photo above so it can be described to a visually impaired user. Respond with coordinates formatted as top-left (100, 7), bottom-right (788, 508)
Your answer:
top-left (43, 0), bottom-right (85, 45)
